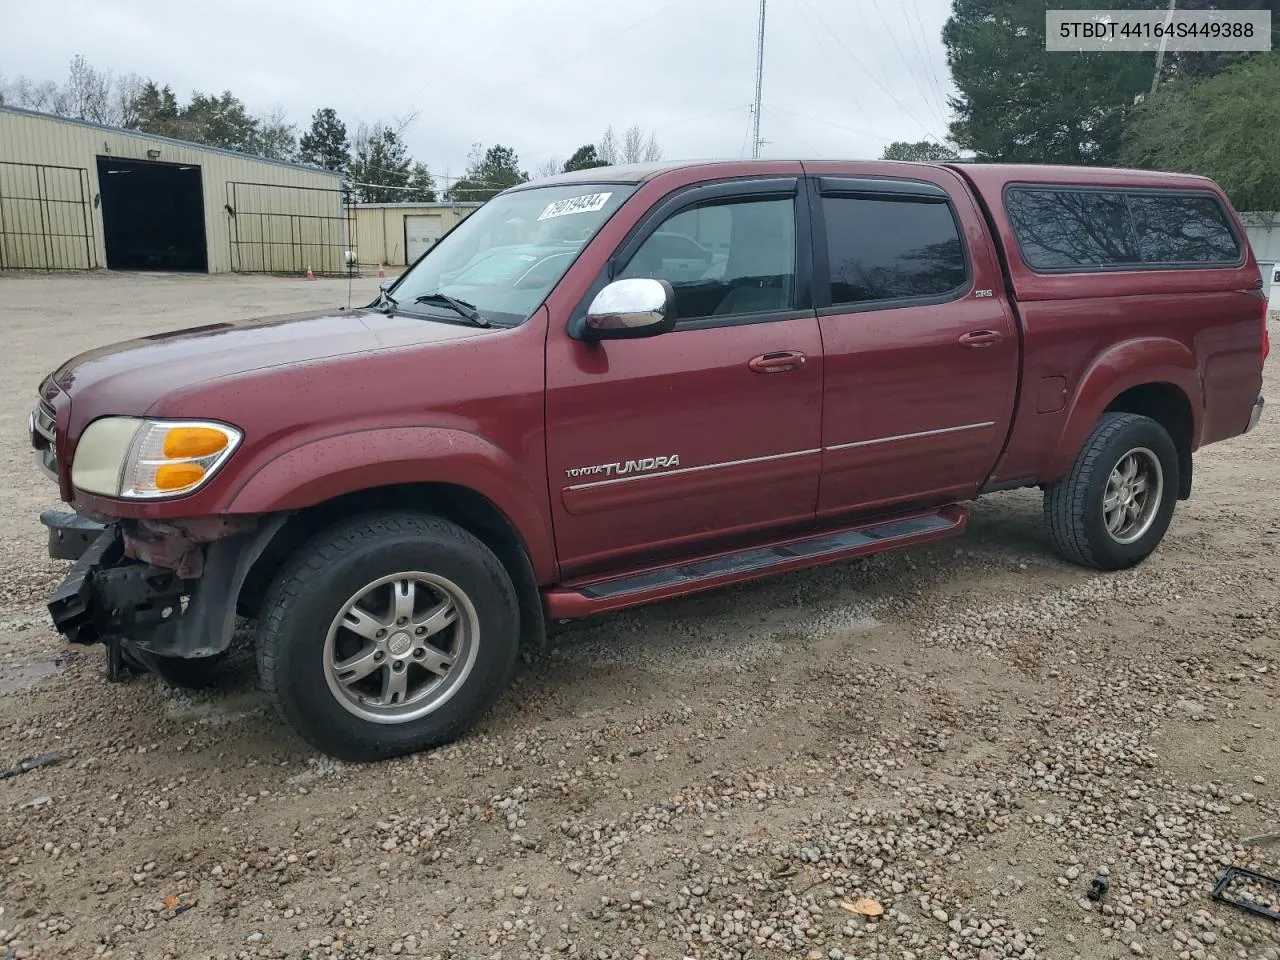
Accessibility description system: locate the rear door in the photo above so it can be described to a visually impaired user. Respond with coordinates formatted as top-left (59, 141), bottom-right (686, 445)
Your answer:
top-left (544, 176), bottom-right (824, 577)
top-left (805, 166), bottom-right (1019, 518)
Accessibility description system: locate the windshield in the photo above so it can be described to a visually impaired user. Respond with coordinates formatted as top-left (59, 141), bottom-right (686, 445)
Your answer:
top-left (386, 184), bottom-right (635, 326)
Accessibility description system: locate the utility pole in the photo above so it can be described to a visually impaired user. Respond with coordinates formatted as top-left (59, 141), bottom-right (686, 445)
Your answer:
top-left (1150, 0), bottom-right (1176, 95)
top-left (751, 0), bottom-right (767, 158)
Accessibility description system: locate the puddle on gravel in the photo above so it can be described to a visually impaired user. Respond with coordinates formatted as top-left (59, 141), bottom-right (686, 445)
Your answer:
top-left (0, 657), bottom-right (66, 695)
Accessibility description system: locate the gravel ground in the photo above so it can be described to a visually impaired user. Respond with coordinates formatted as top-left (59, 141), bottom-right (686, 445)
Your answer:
top-left (0, 272), bottom-right (1277, 960)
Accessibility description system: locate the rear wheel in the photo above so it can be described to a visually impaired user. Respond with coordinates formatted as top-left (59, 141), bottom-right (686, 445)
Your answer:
top-left (1044, 412), bottom-right (1179, 570)
top-left (257, 512), bottom-right (519, 761)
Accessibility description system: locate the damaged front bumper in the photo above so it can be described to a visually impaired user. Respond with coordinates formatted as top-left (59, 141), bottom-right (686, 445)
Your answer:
top-left (42, 510), bottom-right (286, 663)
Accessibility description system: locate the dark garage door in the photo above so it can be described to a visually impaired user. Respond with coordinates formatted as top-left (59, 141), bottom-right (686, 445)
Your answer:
top-left (96, 157), bottom-right (208, 271)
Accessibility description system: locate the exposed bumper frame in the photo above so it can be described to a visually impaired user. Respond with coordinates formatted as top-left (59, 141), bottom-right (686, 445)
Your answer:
top-left (42, 509), bottom-right (107, 561)
top-left (43, 510), bottom-right (287, 660)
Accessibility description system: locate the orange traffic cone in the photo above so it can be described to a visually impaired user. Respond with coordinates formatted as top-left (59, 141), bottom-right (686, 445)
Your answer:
top-left (377, 265), bottom-right (386, 279)
top-left (305, 266), bottom-right (314, 281)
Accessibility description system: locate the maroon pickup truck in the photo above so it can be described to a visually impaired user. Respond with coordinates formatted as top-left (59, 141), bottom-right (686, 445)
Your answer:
top-left (33, 160), bottom-right (1267, 760)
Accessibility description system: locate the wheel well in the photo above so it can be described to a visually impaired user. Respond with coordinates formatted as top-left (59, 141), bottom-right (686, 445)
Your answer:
top-left (237, 483), bottom-right (546, 650)
top-left (1105, 383), bottom-right (1194, 499)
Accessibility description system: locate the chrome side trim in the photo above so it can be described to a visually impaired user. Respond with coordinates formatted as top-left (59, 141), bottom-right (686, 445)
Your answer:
top-left (565, 448), bottom-right (822, 491)
top-left (825, 421), bottom-right (997, 452)
top-left (564, 421), bottom-right (997, 493)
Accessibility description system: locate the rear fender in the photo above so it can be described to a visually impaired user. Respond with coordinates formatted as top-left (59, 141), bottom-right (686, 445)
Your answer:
top-left (223, 427), bottom-right (556, 581)
top-left (1046, 338), bottom-right (1202, 481)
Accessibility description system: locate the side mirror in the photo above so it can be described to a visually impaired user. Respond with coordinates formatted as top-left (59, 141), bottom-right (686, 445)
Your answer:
top-left (581, 278), bottom-right (676, 341)
top-left (379, 278), bottom-right (394, 292)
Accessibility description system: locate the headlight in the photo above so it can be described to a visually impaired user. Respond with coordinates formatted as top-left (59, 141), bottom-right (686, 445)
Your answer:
top-left (72, 417), bottom-right (242, 499)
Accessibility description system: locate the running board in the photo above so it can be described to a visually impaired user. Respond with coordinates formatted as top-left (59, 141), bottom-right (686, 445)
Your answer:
top-left (543, 505), bottom-right (968, 619)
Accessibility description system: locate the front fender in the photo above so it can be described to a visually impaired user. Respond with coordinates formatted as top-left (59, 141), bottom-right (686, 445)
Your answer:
top-left (1047, 338), bottom-right (1202, 481)
top-left (222, 426), bottom-right (556, 580)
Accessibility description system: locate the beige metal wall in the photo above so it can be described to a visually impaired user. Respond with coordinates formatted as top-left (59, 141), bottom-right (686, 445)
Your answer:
top-left (0, 159), bottom-right (96, 269)
top-left (353, 204), bottom-right (480, 266)
top-left (223, 181), bottom-right (349, 275)
top-left (0, 107), bottom-right (343, 273)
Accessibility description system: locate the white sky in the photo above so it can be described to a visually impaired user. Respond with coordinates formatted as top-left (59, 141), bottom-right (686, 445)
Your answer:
top-left (1, 0), bottom-right (957, 179)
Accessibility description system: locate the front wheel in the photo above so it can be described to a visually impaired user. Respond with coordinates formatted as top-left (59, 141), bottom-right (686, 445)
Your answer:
top-left (1044, 412), bottom-right (1179, 571)
top-left (257, 513), bottom-right (520, 761)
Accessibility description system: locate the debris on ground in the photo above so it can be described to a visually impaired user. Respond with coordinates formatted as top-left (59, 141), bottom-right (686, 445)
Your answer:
top-left (1212, 866), bottom-right (1280, 923)
top-left (0, 750), bottom-right (67, 780)
top-left (840, 897), bottom-right (885, 917)
top-left (1087, 867), bottom-right (1111, 902)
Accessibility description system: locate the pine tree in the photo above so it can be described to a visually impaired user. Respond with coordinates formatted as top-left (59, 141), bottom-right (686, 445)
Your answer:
top-left (446, 144), bottom-right (528, 202)
top-left (299, 107), bottom-right (351, 172)
top-left (563, 144), bottom-right (607, 172)
top-left (348, 124), bottom-right (414, 202)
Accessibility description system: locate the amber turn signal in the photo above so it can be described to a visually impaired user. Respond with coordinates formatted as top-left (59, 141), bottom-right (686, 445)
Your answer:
top-left (162, 426), bottom-right (230, 459)
top-left (154, 462), bottom-right (207, 490)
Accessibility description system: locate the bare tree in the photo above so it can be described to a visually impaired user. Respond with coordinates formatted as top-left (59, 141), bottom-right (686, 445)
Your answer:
top-left (622, 123), bottom-right (646, 164)
top-left (251, 108), bottom-right (298, 161)
top-left (4, 75), bottom-right (60, 112)
top-left (4, 57), bottom-right (144, 127)
top-left (388, 111), bottom-right (420, 139)
top-left (65, 55), bottom-right (109, 121)
top-left (114, 73), bottom-right (145, 128)
top-left (604, 124), bottom-right (662, 164)
top-left (643, 130), bottom-right (662, 162)
top-left (597, 125), bottom-right (619, 165)
top-left (535, 156), bottom-right (561, 179)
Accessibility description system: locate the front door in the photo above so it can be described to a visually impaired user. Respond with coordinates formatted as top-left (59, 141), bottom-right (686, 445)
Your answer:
top-left (806, 168), bottom-right (1020, 518)
top-left (545, 178), bottom-right (823, 578)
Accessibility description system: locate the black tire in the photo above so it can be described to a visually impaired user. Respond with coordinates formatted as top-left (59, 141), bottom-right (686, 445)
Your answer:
top-left (126, 642), bottom-right (227, 690)
top-left (1044, 412), bottom-right (1179, 571)
top-left (256, 512), bottom-right (519, 761)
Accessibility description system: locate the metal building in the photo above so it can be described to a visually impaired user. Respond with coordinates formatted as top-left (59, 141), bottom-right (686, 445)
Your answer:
top-left (1243, 213), bottom-right (1280, 315)
top-left (0, 105), bottom-right (346, 274)
top-left (353, 202), bottom-right (481, 268)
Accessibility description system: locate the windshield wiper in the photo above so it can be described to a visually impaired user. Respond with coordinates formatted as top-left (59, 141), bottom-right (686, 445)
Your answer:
top-left (414, 292), bottom-right (489, 327)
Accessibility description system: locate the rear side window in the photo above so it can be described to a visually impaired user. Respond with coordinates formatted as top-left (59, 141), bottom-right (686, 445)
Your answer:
top-left (1129, 195), bottom-right (1240, 264)
top-left (822, 196), bottom-right (967, 305)
top-left (1004, 190), bottom-right (1136, 268)
top-left (1005, 187), bottom-right (1241, 271)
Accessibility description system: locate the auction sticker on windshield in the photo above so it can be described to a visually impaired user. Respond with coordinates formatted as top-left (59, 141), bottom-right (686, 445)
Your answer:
top-left (537, 192), bottom-right (613, 221)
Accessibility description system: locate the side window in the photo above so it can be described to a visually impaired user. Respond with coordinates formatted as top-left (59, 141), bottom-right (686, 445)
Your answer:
top-left (822, 195), bottom-right (967, 305)
top-left (1129, 195), bottom-right (1240, 264)
top-left (1005, 187), bottom-right (1241, 271)
top-left (618, 196), bottom-right (795, 322)
top-left (1005, 189), bottom-right (1137, 270)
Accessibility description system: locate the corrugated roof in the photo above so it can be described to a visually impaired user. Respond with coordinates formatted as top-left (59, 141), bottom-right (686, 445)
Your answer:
top-left (0, 104), bottom-right (343, 178)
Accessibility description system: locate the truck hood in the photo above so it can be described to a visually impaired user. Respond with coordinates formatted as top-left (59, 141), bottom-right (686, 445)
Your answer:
top-left (52, 307), bottom-right (489, 414)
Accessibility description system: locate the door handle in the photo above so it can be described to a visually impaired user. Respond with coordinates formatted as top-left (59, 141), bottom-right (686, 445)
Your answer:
top-left (958, 330), bottom-right (1004, 348)
top-left (748, 350), bottom-right (807, 373)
